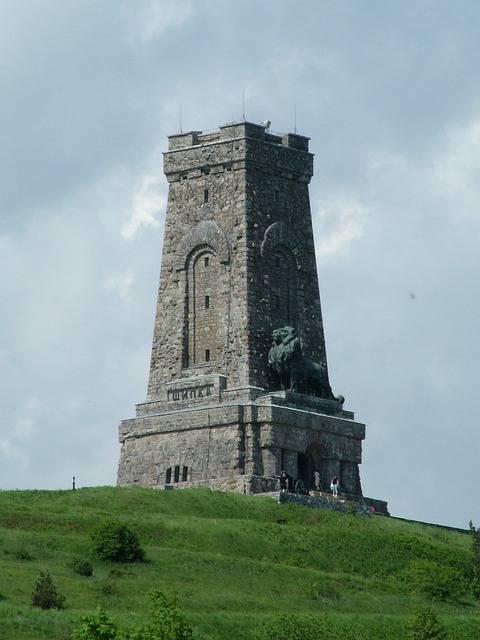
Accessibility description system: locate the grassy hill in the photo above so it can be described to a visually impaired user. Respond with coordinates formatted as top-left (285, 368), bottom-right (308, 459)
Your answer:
top-left (0, 486), bottom-right (479, 639)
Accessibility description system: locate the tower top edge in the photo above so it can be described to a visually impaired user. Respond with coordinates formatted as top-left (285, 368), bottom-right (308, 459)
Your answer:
top-left (167, 120), bottom-right (310, 153)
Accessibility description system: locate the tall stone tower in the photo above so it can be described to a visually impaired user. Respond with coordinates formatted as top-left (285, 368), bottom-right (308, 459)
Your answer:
top-left (117, 120), bottom-right (365, 498)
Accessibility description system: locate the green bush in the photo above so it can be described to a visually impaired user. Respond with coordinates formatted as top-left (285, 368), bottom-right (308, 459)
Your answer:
top-left (71, 557), bottom-right (94, 577)
top-left (469, 520), bottom-right (480, 591)
top-left (72, 590), bottom-right (194, 640)
top-left (31, 570), bottom-right (65, 610)
top-left (404, 559), bottom-right (470, 603)
top-left (259, 613), bottom-right (319, 640)
top-left (258, 612), bottom-right (368, 640)
top-left (72, 608), bottom-right (119, 640)
top-left (407, 604), bottom-right (447, 640)
top-left (91, 520), bottom-right (145, 563)
top-left (128, 589), bottom-right (194, 640)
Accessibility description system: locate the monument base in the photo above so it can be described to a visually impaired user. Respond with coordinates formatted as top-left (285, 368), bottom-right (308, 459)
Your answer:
top-left (117, 385), bottom-right (366, 499)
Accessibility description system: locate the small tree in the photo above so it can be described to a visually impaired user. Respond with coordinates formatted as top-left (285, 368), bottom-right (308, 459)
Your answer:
top-left (91, 520), bottom-right (145, 563)
top-left (71, 591), bottom-right (195, 640)
top-left (31, 570), bottom-right (65, 610)
top-left (72, 609), bottom-right (120, 640)
top-left (71, 557), bottom-right (94, 577)
top-left (469, 520), bottom-right (480, 596)
top-left (129, 590), bottom-right (194, 640)
top-left (407, 604), bottom-right (447, 640)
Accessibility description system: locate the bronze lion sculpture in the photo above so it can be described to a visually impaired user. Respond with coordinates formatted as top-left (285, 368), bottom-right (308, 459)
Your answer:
top-left (268, 326), bottom-right (343, 401)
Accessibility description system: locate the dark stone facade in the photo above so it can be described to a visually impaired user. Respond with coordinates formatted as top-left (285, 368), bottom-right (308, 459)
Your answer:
top-left (117, 121), bottom-right (368, 501)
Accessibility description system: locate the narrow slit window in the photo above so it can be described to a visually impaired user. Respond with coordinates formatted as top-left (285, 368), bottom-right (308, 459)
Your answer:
top-left (204, 256), bottom-right (209, 267)
top-left (165, 468), bottom-right (172, 484)
top-left (182, 466), bottom-right (188, 482)
top-left (174, 465), bottom-right (180, 483)
top-left (204, 189), bottom-right (209, 203)
top-left (205, 295), bottom-right (210, 309)
top-left (205, 349), bottom-right (210, 362)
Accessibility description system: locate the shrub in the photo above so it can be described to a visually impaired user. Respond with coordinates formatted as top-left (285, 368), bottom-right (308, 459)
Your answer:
top-left (31, 570), bottom-right (65, 610)
top-left (259, 612), bottom-right (367, 640)
top-left (71, 557), bottom-right (94, 577)
top-left (72, 608), bottom-right (119, 640)
top-left (469, 520), bottom-right (480, 595)
top-left (407, 604), bottom-right (447, 640)
top-left (91, 520), bottom-right (145, 563)
top-left (128, 589), bottom-right (194, 640)
top-left (403, 559), bottom-right (470, 603)
top-left (71, 590), bottom-right (194, 640)
top-left (259, 614), bottom-right (319, 640)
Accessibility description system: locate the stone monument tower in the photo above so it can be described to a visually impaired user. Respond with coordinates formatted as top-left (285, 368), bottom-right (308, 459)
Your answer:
top-left (117, 120), bottom-right (365, 500)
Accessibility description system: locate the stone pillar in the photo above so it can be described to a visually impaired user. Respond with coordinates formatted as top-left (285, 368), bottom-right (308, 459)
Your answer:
top-left (261, 447), bottom-right (280, 477)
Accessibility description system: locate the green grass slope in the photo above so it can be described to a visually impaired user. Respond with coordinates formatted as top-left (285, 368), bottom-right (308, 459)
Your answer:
top-left (0, 486), bottom-right (479, 639)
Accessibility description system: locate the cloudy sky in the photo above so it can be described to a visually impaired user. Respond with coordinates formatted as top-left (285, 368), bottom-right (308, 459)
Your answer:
top-left (2, 0), bottom-right (480, 529)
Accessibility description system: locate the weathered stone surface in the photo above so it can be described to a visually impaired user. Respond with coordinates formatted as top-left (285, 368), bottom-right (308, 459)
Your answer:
top-left (117, 120), bottom-right (368, 501)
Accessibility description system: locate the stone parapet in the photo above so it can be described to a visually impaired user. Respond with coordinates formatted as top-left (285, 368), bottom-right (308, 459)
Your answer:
top-left (257, 391), bottom-right (353, 418)
top-left (164, 121), bottom-right (313, 183)
top-left (279, 491), bottom-right (373, 515)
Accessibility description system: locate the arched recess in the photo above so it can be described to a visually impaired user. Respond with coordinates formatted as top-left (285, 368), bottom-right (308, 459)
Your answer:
top-left (176, 220), bottom-right (229, 271)
top-left (260, 221), bottom-right (306, 271)
top-left (267, 245), bottom-right (297, 328)
top-left (185, 245), bottom-right (218, 367)
top-left (261, 221), bottom-right (304, 329)
top-left (175, 221), bottom-right (230, 369)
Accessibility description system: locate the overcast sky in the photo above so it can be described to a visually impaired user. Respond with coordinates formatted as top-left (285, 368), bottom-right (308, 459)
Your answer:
top-left (2, 0), bottom-right (480, 529)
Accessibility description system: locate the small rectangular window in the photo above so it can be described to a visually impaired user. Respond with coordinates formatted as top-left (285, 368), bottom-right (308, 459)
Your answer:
top-left (165, 468), bottom-right (172, 484)
top-left (182, 466), bottom-right (188, 482)
top-left (205, 349), bottom-right (210, 362)
top-left (174, 465), bottom-right (180, 483)
top-left (205, 295), bottom-right (210, 309)
top-left (204, 256), bottom-right (209, 267)
top-left (204, 189), bottom-right (209, 203)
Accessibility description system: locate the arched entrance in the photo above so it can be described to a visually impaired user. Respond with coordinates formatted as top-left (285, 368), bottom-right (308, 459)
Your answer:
top-left (305, 442), bottom-right (330, 490)
top-left (297, 452), bottom-right (312, 484)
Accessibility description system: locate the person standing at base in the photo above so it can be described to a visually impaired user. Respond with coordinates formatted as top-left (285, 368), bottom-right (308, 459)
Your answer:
top-left (330, 475), bottom-right (339, 497)
top-left (279, 471), bottom-right (289, 492)
top-left (314, 470), bottom-right (322, 491)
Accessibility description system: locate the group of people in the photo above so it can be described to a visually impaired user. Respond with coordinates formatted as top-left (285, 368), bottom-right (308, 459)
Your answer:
top-left (279, 470), bottom-right (339, 497)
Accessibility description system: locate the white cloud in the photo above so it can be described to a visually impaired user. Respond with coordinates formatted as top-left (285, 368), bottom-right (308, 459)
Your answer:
top-left (0, 396), bottom-right (44, 474)
top-left (431, 117), bottom-right (480, 217)
top-left (314, 197), bottom-right (368, 263)
top-left (104, 267), bottom-right (135, 302)
top-left (0, 439), bottom-right (30, 473)
top-left (122, 173), bottom-right (165, 240)
top-left (126, 0), bottom-right (193, 44)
